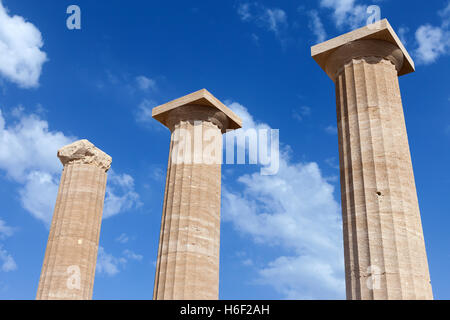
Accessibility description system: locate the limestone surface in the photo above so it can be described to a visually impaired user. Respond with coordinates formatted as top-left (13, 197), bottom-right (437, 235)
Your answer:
top-left (152, 92), bottom-right (242, 300)
top-left (58, 139), bottom-right (112, 172)
top-left (312, 21), bottom-right (433, 300)
top-left (36, 139), bottom-right (111, 300)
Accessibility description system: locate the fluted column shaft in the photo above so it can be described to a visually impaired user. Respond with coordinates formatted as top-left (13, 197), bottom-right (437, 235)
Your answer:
top-left (154, 105), bottom-right (225, 300)
top-left (332, 40), bottom-right (432, 299)
top-left (37, 140), bottom-right (111, 300)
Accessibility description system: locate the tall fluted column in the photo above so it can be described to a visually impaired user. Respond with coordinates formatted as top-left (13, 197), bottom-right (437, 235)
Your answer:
top-left (36, 139), bottom-right (112, 300)
top-left (152, 89), bottom-right (242, 300)
top-left (312, 20), bottom-right (433, 300)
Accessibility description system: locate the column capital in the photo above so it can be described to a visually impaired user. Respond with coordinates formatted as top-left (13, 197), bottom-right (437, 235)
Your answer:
top-left (152, 89), bottom-right (243, 133)
top-left (311, 19), bottom-right (414, 81)
top-left (57, 139), bottom-right (112, 172)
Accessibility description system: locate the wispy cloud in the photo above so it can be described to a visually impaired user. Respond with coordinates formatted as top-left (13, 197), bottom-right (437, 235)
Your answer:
top-left (0, 219), bottom-right (14, 239)
top-left (135, 99), bottom-right (157, 125)
top-left (308, 10), bottom-right (327, 43)
top-left (96, 247), bottom-right (126, 276)
top-left (319, 0), bottom-right (369, 30)
top-left (237, 2), bottom-right (288, 38)
top-left (0, 244), bottom-right (16, 272)
top-left (292, 106), bottom-right (312, 122)
top-left (115, 233), bottom-right (129, 244)
top-left (96, 246), bottom-right (144, 276)
top-left (398, 26), bottom-right (410, 46)
top-left (0, 219), bottom-right (16, 273)
top-left (123, 249), bottom-right (143, 261)
top-left (325, 125), bottom-right (338, 135)
top-left (136, 76), bottom-right (156, 91)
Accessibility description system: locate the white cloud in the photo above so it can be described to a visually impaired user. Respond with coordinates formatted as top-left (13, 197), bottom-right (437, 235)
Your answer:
top-left (398, 26), bottom-right (409, 45)
top-left (104, 171), bottom-right (141, 219)
top-left (320, 0), bottom-right (368, 30)
top-left (242, 258), bottom-right (254, 266)
top-left (0, 109), bottom-right (72, 225)
top-left (123, 249), bottom-right (143, 261)
top-left (115, 233), bottom-right (129, 244)
top-left (263, 8), bottom-right (287, 34)
top-left (0, 218), bottom-right (14, 239)
top-left (258, 255), bottom-right (343, 299)
top-left (226, 101), bottom-right (272, 166)
top-left (325, 125), bottom-right (338, 135)
top-left (19, 171), bottom-right (60, 225)
top-left (0, 1), bottom-right (47, 88)
top-left (0, 109), bottom-right (73, 182)
top-left (325, 157), bottom-right (340, 170)
top-left (415, 25), bottom-right (450, 65)
top-left (0, 244), bottom-right (16, 272)
top-left (135, 99), bottom-right (159, 126)
top-left (0, 219), bottom-right (16, 272)
top-left (96, 247), bottom-right (143, 276)
top-left (222, 102), bottom-right (345, 299)
top-left (0, 109), bottom-right (140, 226)
top-left (440, 2), bottom-right (450, 28)
top-left (292, 106), bottom-right (311, 122)
top-left (136, 76), bottom-right (156, 91)
top-left (308, 10), bottom-right (327, 43)
top-left (96, 247), bottom-right (125, 276)
top-left (414, 2), bottom-right (450, 65)
top-left (237, 3), bottom-right (288, 36)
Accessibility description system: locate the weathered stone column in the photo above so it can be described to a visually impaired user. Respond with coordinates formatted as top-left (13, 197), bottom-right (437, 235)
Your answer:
top-left (152, 89), bottom-right (242, 300)
top-left (311, 20), bottom-right (433, 300)
top-left (36, 139), bottom-right (112, 300)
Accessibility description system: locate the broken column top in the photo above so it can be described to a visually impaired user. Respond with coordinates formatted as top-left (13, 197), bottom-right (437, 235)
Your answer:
top-left (58, 139), bottom-right (112, 172)
top-left (152, 89), bottom-right (243, 131)
top-left (311, 19), bottom-right (414, 79)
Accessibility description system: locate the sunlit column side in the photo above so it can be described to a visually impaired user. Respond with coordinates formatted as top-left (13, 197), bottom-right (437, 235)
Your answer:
top-left (152, 90), bottom-right (242, 300)
top-left (36, 139), bottom-right (112, 300)
top-left (311, 20), bottom-right (433, 300)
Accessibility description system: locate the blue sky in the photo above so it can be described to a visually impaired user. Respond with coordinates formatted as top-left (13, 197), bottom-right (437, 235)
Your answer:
top-left (0, 0), bottom-right (449, 300)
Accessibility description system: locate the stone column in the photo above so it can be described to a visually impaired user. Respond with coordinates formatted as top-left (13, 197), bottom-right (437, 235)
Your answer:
top-left (36, 139), bottom-right (112, 300)
top-left (311, 20), bottom-right (433, 300)
top-left (152, 89), bottom-right (242, 300)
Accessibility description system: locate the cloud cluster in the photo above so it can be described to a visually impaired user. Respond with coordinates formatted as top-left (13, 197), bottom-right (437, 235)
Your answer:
top-left (413, 3), bottom-right (450, 65)
top-left (0, 109), bottom-right (140, 226)
top-left (0, 0), bottom-right (47, 88)
top-left (104, 171), bottom-right (141, 219)
top-left (319, 0), bottom-right (368, 30)
top-left (223, 103), bottom-right (345, 299)
top-left (96, 247), bottom-right (126, 276)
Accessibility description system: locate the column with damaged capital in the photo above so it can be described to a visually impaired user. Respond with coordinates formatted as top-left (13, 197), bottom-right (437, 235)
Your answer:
top-left (36, 139), bottom-right (111, 300)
